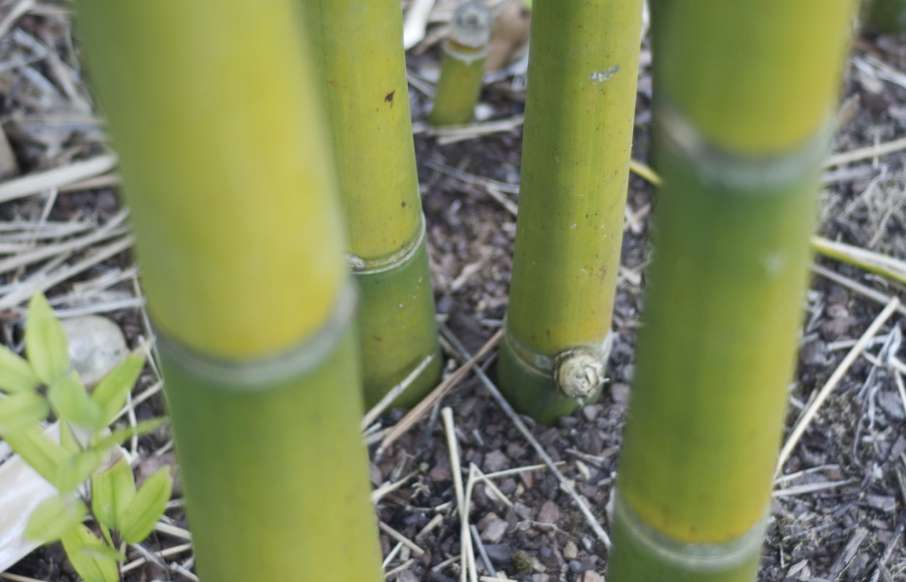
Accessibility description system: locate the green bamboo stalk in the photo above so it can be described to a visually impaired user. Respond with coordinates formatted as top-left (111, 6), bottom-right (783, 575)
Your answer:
top-left (76, 3), bottom-right (383, 580)
top-left (498, 0), bottom-right (643, 423)
top-left (429, 1), bottom-right (492, 127)
top-left (300, 0), bottom-right (441, 409)
top-left (863, 0), bottom-right (906, 33)
top-left (609, 1), bottom-right (857, 580)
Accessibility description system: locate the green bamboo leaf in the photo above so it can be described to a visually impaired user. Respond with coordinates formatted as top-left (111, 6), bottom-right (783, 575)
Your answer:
top-left (61, 525), bottom-right (120, 582)
top-left (90, 418), bottom-right (166, 452)
top-left (92, 354), bottom-right (144, 425)
top-left (92, 459), bottom-right (136, 531)
top-left (59, 422), bottom-right (81, 453)
top-left (119, 468), bottom-right (172, 543)
top-left (48, 373), bottom-right (103, 430)
top-left (77, 542), bottom-right (124, 562)
top-left (54, 419), bottom-right (165, 493)
top-left (55, 448), bottom-right (106, 493)
top-left (25, 495), bottom-right (87, 542)
top-left (2, 424), bottom-right (68, 484)
top-left (0, 344), bottom-right (39, 393)
top-left (0, 391), bottom-right (49, 434)
top-left (25, 293), bottom-right (70, 385)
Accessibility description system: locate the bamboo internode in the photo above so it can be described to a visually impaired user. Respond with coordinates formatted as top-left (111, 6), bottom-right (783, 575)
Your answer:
top-left (301, 0), bottom-right (441, 408)
top-left (609, 1), bottom-right (858, 579)
top-left (77, 2), bottom-right (383, 580)
top-left (499, 0), bottom-right (643, 422)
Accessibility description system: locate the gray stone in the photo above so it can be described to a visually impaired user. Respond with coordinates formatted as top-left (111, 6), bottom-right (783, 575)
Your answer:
top-left (61, 316), bottom-right (128, 386)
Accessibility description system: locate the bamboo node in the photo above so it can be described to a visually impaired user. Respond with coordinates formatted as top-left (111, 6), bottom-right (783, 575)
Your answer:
top-left (613, 492), bottom-right (767, 572)
top-left (450, 1), bottom-right (492, 49)
top-left (659, 101), bottom-right (833, 192)
top-left (156, 283), bottom-right (356, 390)
top-left (346, 214), bottom-right (426, 276)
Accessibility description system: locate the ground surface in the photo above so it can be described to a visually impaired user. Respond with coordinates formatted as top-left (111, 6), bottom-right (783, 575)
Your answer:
top-left (1, 2), bottom-right (905, 581)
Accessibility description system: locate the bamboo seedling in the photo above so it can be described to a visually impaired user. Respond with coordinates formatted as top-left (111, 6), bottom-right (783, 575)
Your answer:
top-left (300, 0), bottom-right (442, 409)
top-left (0, 294), bottom-right (169, 582)
top-left (430, 0), bottom-right (493, 127)
top-left (609, 1), bottom-right (857, 580)
top-left (77, 2), bottom-right (383, 580)
top-left (498, 0), bottom-right (643, 422)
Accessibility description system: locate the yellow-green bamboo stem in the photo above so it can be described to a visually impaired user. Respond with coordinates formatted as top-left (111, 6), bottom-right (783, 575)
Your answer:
top-left (76, 3), bottom-right (382, 580)
top-left (864, 0), bottom-right (906, 33)
top-left (429, 1), bottom-right (492, 127)
top-left (498, 0), bottom-right (643, 423)
top-left (609, 1), bottom-right (857, 580)
top-left (300, 0), bottom-right (441, 408)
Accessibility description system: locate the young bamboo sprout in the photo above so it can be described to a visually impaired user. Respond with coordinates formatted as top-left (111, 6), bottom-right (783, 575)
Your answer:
top-left (498, 0), bottom-right (643, 423)
top-left (300, 0), bottom-right (442, 409)
top-left (77, 3), bottom-right (383, 580)
top-left (609, 1), bottom-right (857, 580)
top-left (429, 1), bottom-right (493, 126)
top-left (863, 0), bottom-right (906, 33)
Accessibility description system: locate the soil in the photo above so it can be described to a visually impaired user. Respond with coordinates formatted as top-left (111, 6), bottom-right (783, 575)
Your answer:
top-left (1, 3), bottom-right (905, 581)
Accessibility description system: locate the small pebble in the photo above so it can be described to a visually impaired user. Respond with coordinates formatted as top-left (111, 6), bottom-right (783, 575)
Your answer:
top-left (484, 449), bottom-right (509, 472)
top-left (62, 315), bottom-right (128, 386)
top-left (610, 383), bottom-right (630, 404)
top-left (480, 513), bottom-right (508, 543)
top-left (537, 500), bottom-right (560, 524)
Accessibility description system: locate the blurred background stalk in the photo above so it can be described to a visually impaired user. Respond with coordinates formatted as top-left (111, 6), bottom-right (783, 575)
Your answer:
top-left (429, 0), bottom-right (492, 127)
top-left (863, 0), bottom-right (906, 33)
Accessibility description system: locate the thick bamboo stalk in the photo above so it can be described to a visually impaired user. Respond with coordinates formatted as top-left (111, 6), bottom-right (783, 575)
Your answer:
top-left (300, 0), bottom-right (441, 408)
top-left (498, 0), bottom-right (643, 423)
top-left (76, 3), bottom-right (383, 580)
top-left (609, 1), bottom-right (857, 580)
top-left (863, 0), bottom-right (906, 33)
top-left (429, 1), bottom-right (492, 127)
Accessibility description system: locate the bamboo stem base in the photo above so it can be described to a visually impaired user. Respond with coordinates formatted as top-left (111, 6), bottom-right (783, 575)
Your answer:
top-left (496, 332), bottom-right (605, 423)
top-left (608, 494), bottom-right (764, 582)
top-left (158, 288), bottom-right (382, 581)
top-left (355, 232), bottom-right (441, 409)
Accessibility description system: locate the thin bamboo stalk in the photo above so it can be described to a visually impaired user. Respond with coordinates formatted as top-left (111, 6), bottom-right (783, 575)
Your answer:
top-left (863, 0), bottom-right (906, 33)
top-left (498, 0), bottom-right (643, 422)
top-left (77, 3), bottom-right (383, 580)
top-left (609, 1), bottom-right (857, 580)
top-left (429, 1), bottom-right (492, 127)
top-left (300, 0), bottom-right (441, 408)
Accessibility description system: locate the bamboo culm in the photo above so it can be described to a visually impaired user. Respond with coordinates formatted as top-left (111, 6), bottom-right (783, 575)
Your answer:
top-left (429, 0), bottom-right (492, 127)
top-left (608, 1), bottom-right (857, 580)
top-left (76, 2), bottom-right (383, 580)
top-left (498, 0), bottom-right (643, 423)
top-left (300, 0), bottom-right (442, 409)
